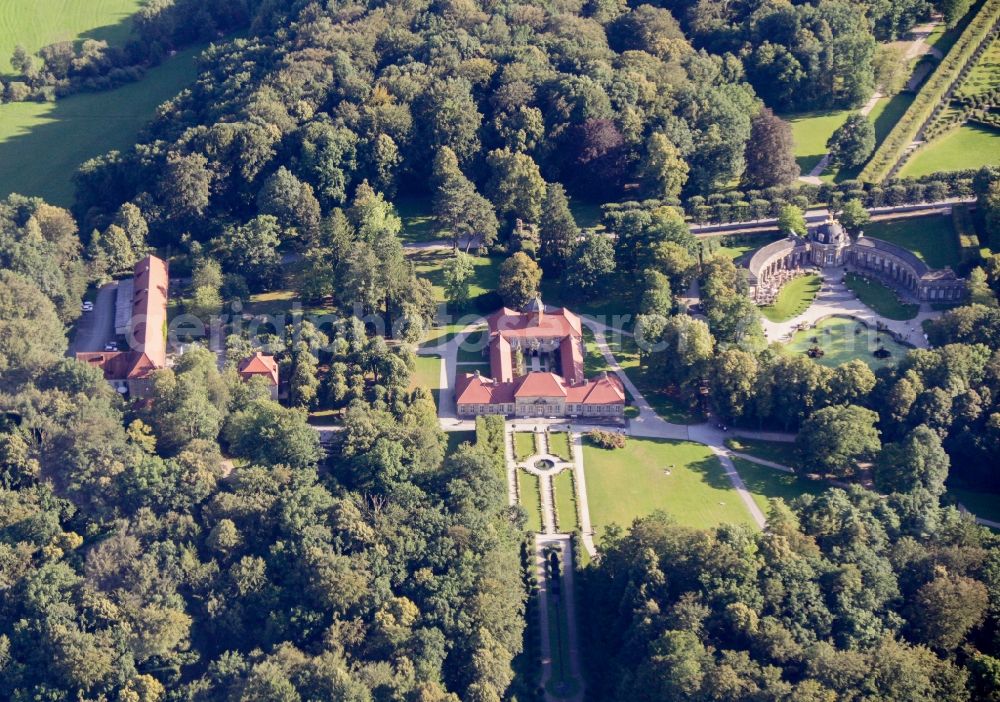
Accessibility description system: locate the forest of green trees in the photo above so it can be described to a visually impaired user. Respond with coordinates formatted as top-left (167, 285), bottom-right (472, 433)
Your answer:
top-left (2, 0), bottom-right (1000, 699)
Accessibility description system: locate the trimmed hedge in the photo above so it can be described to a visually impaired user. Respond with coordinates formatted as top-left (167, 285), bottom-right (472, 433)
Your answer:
top-left (860, 0), bottom-right (1000, 183)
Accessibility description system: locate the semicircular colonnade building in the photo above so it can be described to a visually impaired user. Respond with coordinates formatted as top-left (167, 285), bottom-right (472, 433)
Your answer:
top-left (745, 218), bottom-right (967, 304)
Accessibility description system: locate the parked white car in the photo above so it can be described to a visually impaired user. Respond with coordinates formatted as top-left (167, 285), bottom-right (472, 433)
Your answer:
top-left (104, 342), bottom-right (118, 351)
top-left (81, 301), bottom-right (94, 312)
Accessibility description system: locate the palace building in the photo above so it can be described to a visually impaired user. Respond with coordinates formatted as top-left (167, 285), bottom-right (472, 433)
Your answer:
top-left (746, 217), bottom-right (966, 304)
top-left (76, 255), bottom-right (169, 397)
top-left (455, 300), bottom-right (626, 419)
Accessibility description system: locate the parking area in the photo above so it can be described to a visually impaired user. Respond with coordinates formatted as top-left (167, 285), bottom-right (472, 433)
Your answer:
top-left (70, 282), bottom-right (118, 355)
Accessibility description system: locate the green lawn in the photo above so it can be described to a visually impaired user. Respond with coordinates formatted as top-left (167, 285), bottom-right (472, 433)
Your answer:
top-left (457, 329), bottom-right (489, 362)
top-left (783, 108), bottom-right (852, 174)
top-left (733, 458), bottom-right (828, 515)
top-left (0, 43), bottom-right (203, 205)
top-left (949, 486), bottom-right (1000, 523)
top-left (515, 432), bottom-right (537, 461)
top-left (519, 471), bottom-right (543, 533)
top-left (843, 273), bottom-right (920, 321)
top-left (899, 123), bottom-right (1000, 178)
top-left (446, 431), bottom-right (476, 455)
top-left (724, 438), bottom-right (800, 468)
top-left (568, 198), bottom-right (605, 230)
top-left (863, 215), bottom-right (961, 269)
top-left (396, 197), bottom-right (440, 244)
top-left (760, 274), bottom-right (822, 322)
top-left (783, 314), bottom-right (914, 369)
top-left (539, 272), bottom-right (634, 329)
top-left (548, 432), bottom-right (573, 461)
top-left (582, 438), bottom-right (756, 540)
top-left (0, 0), bottom-right (143, 79)
top-left (955, 35), bottom-right (1000, 98)
top-left (553, 469), bottom-right (579, 532)
top-left (710, 233), bottom-right (783, 263)
top-left (408, 249), bottom-right (501, 305)
top-left (824, 94), bottom-right (916, 182)
top-left (410, 355), bottom-right (441, 392)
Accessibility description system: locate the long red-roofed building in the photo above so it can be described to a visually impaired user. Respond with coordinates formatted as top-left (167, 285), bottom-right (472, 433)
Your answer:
top-left (76, 255), bottom-right (169, 397)
top-left (456, 299), bottom-right (625, 419)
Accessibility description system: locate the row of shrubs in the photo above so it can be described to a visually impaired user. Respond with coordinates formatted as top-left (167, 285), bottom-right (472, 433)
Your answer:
top-left (860, 0), bottom-right (1000, 183)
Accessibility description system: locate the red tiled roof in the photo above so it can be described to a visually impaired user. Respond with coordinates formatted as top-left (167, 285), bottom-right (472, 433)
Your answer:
top-left (487, 306), bottom-right (582, 339)
top-left (489, 334), bottom-right (513, 383)
top-left (566, 374), bottom-right (625, 404)
top-left (238, 352), bottom-right (279, 385)
top-left (75, 255), bottom-right (169, 382)
top-left (456, 373), bottom-right (516, 404)
top-left (128, 255), bottom-right (168, 371)
top-left (514, 372), bottom-right (567, 398)
top-left (559, 336), bottom-right (584, 385)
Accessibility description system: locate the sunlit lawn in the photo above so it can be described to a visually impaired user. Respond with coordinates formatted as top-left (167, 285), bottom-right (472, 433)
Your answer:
top-left (0, 43), bottom-right (204, 204)
top-left (760, 274), bottom-right (822, 322)
top-left (408, 249), bottom-right (501, 305)
top-left (515, 432), bottom-right (537, 460)
top-left (410, 355), bottom-right (441, 392)
top-left (549, 431), bottom-right (573, 461)
top-left (784, 315), bottom-right (913, 369)
top-left (899, 124), bottom-right (1000, 178)
top-left (519, 471), bottom-right (543, 532)
top-left (863, 215), bottom-right (961, 269)
top-left (583, 438), bottom-right (756, 540)
top-left (724, 438), bottom-right (800, 467)
top-left (843, 273), bottom-right (920, 321)
top-left (733, 458), bottom-right (828, 515)
top-left (783, 108), bottom-right (852, 175)
top-left (709, 233), bottom-right (783, 263)
top-left (553, 469), bottom-right (579, 532)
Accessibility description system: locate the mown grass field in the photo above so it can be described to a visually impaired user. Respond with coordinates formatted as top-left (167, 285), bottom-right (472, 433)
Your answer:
top-left (407, 249), bottom-right (501, 304)
top-left (553, 469), bottom-right (578, 532)
top-left (898, 123), bottom-right (1000, 178)
top-left (843, 273), bottom-right (920, 321)
top-left (0, 43), bottom-right (203, 205)
top-left (519, 471), bottom-right (543, 533)
top-left (733, 458), bottom-right (828, 515)
top-left (724, 438), bottom-right (800, 467)
top-left (582, 438), bottom-right (756, 540)
top-left (783, 108), bottom-right (851, 174)
top-left (515, 432), bottom-right (537, 461)
top-left (0, 0), bottom-right (142, 78)
top-left (863, 214), bottom-right (961, 269)
top-left (760, 274), bottom-right (822, 322)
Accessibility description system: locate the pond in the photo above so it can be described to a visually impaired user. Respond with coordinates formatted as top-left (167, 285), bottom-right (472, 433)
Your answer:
top-left (534, 458), bottom-right (556, 471)
top-left (783, 316), bottom-right (912, 369)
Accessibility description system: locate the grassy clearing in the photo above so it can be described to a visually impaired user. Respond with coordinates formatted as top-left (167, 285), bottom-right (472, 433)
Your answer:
top-left (733, 458), bottom-right (828, 514)
top-left (0, 43), bottom-right (203, 205)
top-left (446, 431), bottom-right (476, 455)
top-left (864, 214), bottom-right (961, 269)
top-left (724, 438), bottom-right (800, 467)
top-left (409, 355), bottom-right (441, 392)
top-left (784, 315), bottom-right (913, 369)
top-left (760, 274), bottom-right (822, 323)
top-left (783, 108), bottom-right (851, 174)
top-left (568, 198), bottom-right (605, 230)
top-left (845, 273), bottom-right (921, 320)
top-left (582, 438), bottom-right (755, 539)
top-left (540, 272), bottom-right (635, 328)
top-left (519, 471), bottom-right (543, 533)
top-left (949, 486), bottom-right (1000, 523)
top-left (823, 94), bottom-right (916, 182)
top-left (407, 249), bottom-right (501, 304)
top-left (396, 197), bottom-right (440, 244)
top-left (710, 233), bottom-right (783, 262)
top-left (898, 123), bottom-right (1000, 178)
top-left (0, 0), bottom-right (142, 78)
top-left (515, 432), bottom-right (537, 461)
top-left (553, 469), bottom-right (579, 532)
top-left (548, 431), bottom-right (573, 461)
